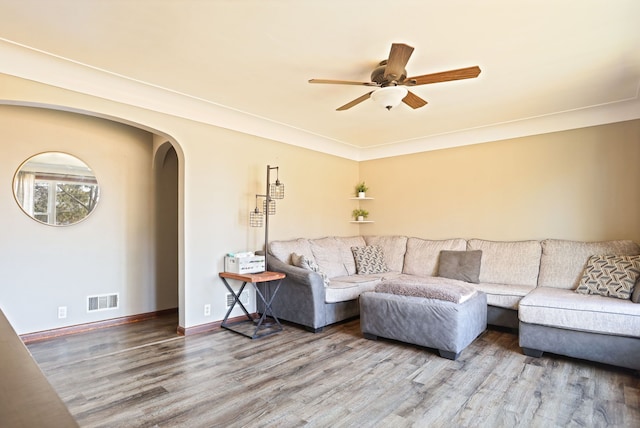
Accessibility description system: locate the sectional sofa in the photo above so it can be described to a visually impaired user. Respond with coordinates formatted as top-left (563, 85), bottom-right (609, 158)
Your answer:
top-left (261, 236), bottom-right (640, 370)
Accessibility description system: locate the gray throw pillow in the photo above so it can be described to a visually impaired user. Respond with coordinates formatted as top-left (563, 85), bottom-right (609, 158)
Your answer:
top-left (437, 250), bottom-right (482, 283)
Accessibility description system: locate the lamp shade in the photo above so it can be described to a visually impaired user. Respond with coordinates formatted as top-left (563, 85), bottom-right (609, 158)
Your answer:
top-left (249, 208), bottom-right (264, 227)
top-left (270, 179), bottom-right (285, 199)
top-left (370, 86), bottom-right (408, 110)
top-left (263, 199), bottom-right (276, 215)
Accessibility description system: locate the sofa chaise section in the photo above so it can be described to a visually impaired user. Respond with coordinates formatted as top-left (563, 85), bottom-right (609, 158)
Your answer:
top-left (518, 239), bottom-right (640, 370)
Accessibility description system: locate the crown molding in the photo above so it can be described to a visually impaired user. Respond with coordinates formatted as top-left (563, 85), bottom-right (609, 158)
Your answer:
top-left (1, 38), bottom-right (638, 162)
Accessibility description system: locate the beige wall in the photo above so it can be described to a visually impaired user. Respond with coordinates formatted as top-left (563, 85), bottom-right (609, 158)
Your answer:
top-left (359, 120), bottom-right (640, 242)
top-left (2, 72), bottom-right (639, 334)
top-left (0, 105), bottom-right (164, 334)
top-left (0, 74), bottom-right (359, 332)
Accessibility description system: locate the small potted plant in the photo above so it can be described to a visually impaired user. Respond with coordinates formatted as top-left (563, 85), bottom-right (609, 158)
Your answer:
top-left (355, 181), bottom-right (369, 198)
top-left (352, 208), bottom-right (369, 222)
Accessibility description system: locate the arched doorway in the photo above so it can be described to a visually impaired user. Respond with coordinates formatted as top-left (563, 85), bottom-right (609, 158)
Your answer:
top-left (154, 142), bottom-right (180, 322)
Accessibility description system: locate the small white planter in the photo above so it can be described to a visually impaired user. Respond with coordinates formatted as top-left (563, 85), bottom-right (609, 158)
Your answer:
top-left (357, 215), bottom-right (364, 222)
top-left (358, 192), bottom-right (366, 198)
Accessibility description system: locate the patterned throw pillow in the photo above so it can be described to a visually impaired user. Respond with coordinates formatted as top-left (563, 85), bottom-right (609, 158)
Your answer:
top-left (351, 245), bottom-right (389, 275)
top-left (633, 276), bottom-right (640, 303)
top-left (291, 252), bottom-right (330, 286)
top-left (575, 254), bottom-right (640, 300)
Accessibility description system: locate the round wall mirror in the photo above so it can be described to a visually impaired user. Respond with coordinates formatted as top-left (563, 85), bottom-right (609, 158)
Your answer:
top-left (13, 152), bottom-right (100, 226)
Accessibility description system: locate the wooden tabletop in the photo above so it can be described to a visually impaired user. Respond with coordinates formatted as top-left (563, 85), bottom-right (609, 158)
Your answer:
top-left (219, 271), bottom-right (285, 283)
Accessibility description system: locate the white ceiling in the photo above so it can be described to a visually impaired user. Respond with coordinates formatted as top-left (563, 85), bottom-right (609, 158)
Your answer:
top-left (1, 0), bottom-right (639, 160)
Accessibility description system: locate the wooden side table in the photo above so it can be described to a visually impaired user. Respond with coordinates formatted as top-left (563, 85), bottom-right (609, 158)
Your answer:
top-left (219, 271), bottom-right (285, 339)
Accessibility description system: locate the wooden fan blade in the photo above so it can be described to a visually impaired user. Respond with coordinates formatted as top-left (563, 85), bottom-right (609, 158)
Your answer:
top-left (405, 66), bottom-right (481, 86)
top-left (384, 43), bottom-right (414, 81)
top-left (309, 79), bottom-right (377, 86)
top-left (402, 91), bottom-right (428, 109)
top-left (336, 91), bottom-right (373, 111)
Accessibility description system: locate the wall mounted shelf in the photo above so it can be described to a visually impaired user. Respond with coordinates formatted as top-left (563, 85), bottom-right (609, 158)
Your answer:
top-left (350, 189), bottom-right (373, 223)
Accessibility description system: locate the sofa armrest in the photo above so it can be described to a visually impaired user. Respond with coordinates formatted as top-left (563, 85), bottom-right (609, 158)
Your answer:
top-left (261, 257), bottom-right (328, 329)
top-left (267, 256), bottom-right (325, 289)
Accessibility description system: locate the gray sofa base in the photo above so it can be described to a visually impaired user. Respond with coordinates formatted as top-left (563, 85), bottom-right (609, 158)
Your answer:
top-left (487, 306), bottom-right (519, 329)
top-left (519, 322), bottom-right (640, 371)
top-left (360, 291), bottom-right (487, 360)
top-left (256, 270), bottom-right (359, 332)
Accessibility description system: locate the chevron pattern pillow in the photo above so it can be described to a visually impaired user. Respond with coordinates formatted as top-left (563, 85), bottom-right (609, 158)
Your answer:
top-left (575, 254), bottom-right (640, 299)
top-left (351, 245), bottom-right (389, 275)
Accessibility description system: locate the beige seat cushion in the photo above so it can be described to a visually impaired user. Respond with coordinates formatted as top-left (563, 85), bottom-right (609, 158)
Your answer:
top-left (472, 282), bottom-right (534, 310)
top-left (519, 287), bottom-right (640, 337)
top-left (325, 275), bottom-right (382, 303)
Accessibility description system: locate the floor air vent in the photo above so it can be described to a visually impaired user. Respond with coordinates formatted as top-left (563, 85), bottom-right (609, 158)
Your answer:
top-left (87, 293), bottom-right (119, 312)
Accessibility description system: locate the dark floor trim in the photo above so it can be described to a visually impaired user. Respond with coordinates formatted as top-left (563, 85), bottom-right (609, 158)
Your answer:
top-left (20, 308), bottom-right (179, 344)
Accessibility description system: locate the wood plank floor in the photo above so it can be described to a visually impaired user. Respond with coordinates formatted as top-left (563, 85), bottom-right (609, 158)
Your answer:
top-left (27, 314), bottom-right (640, 427)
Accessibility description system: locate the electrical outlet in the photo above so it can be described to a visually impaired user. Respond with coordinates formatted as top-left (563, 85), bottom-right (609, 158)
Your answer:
top-left (58, 306), bottom-right (67, 319)
top-left (204, 304), bottom-right (211, 316)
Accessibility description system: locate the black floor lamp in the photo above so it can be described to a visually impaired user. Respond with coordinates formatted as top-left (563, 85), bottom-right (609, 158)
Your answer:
top-left (249, 165), bottom-right (285, 269)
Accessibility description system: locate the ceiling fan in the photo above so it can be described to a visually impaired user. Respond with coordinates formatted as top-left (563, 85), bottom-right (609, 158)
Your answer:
top-left (309, 43), bottom-right (481, 111)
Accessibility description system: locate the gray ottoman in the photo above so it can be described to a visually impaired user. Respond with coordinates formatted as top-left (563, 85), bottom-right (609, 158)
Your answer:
top-left (360, 289), bottom-right (487, 360)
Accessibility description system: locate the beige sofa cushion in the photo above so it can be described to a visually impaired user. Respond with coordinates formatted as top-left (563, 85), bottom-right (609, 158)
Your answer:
top-left (538, 239), bottom-right (640, 289)
top-left (472, 282), bottom-right (534, 310)
top-left (269, 238), bottom-right (313, 264)
top-left (324, 274), bottom-right (385, 303)
top-left (467, 239), bottom-right (541, 287)
top-left (363, 235), bottom-right (408, 272)
top-left (403, 238), bottom-right (466, 277)
top-left (519, 287), bottom-right (640, 337)
top-left (310, 236), bottom-right (365, 278)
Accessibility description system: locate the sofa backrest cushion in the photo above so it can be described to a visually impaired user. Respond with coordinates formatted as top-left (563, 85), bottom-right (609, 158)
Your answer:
top-left (467, 239), bottom-right (541, 287)
top-left (269, 238), bottom-right (314, 265)
top-left (363, 235), bottom-right (408, 272)
top-left (403, 237), bottom-right (466, 277)
top-left (538, 239), bottom-right (640, 289)
top-left (310, 236), bottom-right (366, 278)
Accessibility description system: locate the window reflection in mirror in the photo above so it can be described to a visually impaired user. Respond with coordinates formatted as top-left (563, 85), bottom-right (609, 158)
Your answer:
top-left (13, 152), bottom-right (100, 226)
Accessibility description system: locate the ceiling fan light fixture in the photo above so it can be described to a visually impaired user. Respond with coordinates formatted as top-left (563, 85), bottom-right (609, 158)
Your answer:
top-left (370, 86), bottom-right (408, 110)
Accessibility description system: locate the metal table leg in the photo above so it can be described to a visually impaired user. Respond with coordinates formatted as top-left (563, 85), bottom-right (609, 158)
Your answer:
top-left (220, 277), bottom-right (283, 339)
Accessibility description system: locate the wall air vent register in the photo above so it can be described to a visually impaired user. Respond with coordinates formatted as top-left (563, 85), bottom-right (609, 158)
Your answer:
top-left (87, 293), bottom-right (119, 312)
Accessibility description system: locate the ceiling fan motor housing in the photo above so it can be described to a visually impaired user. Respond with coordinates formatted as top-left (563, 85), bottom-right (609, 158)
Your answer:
top-left (371, 60), bottom-right (407, 86)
